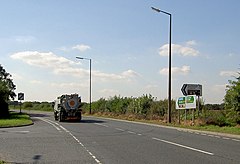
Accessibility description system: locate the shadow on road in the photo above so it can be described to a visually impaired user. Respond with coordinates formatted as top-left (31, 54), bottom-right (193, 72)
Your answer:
top-left (33, 154), bottom-right (42, 164)
top-left (80, 119), bottom-right (105, 124)
top-left (29, 113), bottom-right (50, 118)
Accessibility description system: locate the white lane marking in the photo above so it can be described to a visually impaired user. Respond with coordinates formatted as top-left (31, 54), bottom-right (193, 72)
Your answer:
top-left (68, 132), bottom-right (101, 163)
top-left (37, 117), bottom-right (101, 164)
top-left (59, 125), bottom-right (70, 133)
top-left (8, 131), bottom-right (30, 133)
top-left (222, 137), bottom-right (230, 140)
top-left (137, 133), bottom-right (142, 136)
top-left (94, 123), bottom-right (109, 127)
top-left (178, 130), bottom-right (240, 143)
top-left (127, 131), bottom-right (136, 135)
top-left (115, 128), bottom-right (125, 131)
top-left (38, 118), bottom-right (61, 131)
top-left (232, 139), bottom-right (240, 142)
top-left (152, 137), bottom-right (214, 156)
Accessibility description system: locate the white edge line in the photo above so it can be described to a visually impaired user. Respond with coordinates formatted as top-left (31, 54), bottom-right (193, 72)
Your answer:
top-left (94, 123), bottom-right (109, 127)
top-left (152, 137), bottom-right (214, 156)
top-left (115, 128), bottom-right (125, 131)
top-left (38, 118), bottom-right (61, 131)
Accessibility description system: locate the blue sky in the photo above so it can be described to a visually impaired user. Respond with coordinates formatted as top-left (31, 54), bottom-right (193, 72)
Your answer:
top-left (0, 0), bottom-right (239, 104)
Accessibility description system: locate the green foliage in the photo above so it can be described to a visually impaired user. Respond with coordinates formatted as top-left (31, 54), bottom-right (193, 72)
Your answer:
top-left (22, 102), bottom-right (33, 109)
top-left (224, 72), bottom-right (240, 124)
top-left (89, 94), bottom-right (172, 120)
top-left (0, 64), bottom-right (16, 118)
top-left (0, 111), bottom-right (32, 127)
top-left (0, 65), bottom-right (16, 100)
top-left (10, 101), bottom-right (53, 111)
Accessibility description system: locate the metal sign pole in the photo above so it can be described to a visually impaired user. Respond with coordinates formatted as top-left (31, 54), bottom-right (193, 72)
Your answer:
top-left (192, 109), bottom-right (194, 124)
top-left (185, 109), bottom-right (187, 123)
top-left (197, 96), bottom-right (200, 117)
top-left (20, 100), bottom-right (22, 114)
top-left (178, 109), bottom-right (180, 124)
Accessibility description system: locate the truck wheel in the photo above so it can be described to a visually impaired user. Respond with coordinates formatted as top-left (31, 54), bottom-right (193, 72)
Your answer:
top-left (54, 112), bottom-right (58, 121)
top-left (59, 112), bottom-right (63, 122)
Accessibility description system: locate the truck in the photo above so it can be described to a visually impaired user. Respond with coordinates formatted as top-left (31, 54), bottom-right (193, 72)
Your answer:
top-left (53, 94), bottom-right (82, 122)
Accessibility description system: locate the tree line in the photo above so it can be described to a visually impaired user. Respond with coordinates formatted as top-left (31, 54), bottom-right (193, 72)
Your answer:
top-left (1, 64), bottom-right (240, 126)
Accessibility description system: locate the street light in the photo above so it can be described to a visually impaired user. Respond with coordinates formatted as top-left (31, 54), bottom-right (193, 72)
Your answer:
top-left (151, 6), bottom-right (172, 123)
top-left (76, 56), bottom-right (92, 114)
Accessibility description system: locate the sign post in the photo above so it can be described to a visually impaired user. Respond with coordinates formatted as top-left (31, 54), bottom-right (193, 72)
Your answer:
top-left (181, 84), bottom-right (202, 96)
top-left (181, 84), bottom-right (202, 119)
top-left (176, 95), bottom-right (196, 110)
top-left (176, 95), bottom-right (196, 124)
top-left (18, 93), bottom-right (24, 113)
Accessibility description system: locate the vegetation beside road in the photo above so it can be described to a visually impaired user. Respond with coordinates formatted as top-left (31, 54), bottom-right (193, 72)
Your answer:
top-left (0, 111), bottom-right (32, 128)
top-left (1, 64), bottom-right (239, 135)
top-left (6, 99), bottom-right (240, 135)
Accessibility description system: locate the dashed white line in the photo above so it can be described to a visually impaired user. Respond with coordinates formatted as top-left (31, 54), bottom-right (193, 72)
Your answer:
top-left (222, 137), bottom-right (230, 140)
top-left (152, 137), bottom-right (214, 156)
top-left (127, 131), bottom-right (136, 134)
top-left (37, 117), bottom-right (101, 164)
top-left (200, 133), bottom-right (207, 136)
top-left (94, 123), bottom-right (109, 127)
top-left (232, 139), bottom-right (240, 142)
top-left (115, 128), bottom-right (125, 131)
top-left (8, 131), bottom-right (30, 133)
top-left (38, 118), bottom-right (62, 132)
top-left (178, 130), bottom-right (240, 143)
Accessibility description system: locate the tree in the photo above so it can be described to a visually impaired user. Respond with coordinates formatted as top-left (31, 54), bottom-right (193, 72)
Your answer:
top-left (0, 64), bottom-right (16, 117)
top-left (224, 72), bottom-right (240, 125)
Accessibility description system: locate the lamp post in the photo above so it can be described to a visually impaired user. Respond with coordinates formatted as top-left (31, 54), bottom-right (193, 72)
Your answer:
top-left (151, 6), bottom-right (172, 123)
top-left (76, 57), bottom-right (92, 114)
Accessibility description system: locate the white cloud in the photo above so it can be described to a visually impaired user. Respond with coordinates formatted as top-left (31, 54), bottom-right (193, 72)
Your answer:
top-left (186, 40), bottom-right (197, 46)
top-left (93, 69), bottom-right (140, 81)
top-left (10, 51), bottom-right (139, 82)
top-left (51, 82), bottom-right (87, 88)
top-left (10, 51), bottom-right (75, 68)
top-left (72, 44), bottom-right (91, 52)
top-left (160, 65), bottom-right (190, 76)
top-left (122, 70), bottom-right (140, 78)
top-left (159, 42), bottom-right (199, 57)
top-left (219, 71), bottom-right (238, 77)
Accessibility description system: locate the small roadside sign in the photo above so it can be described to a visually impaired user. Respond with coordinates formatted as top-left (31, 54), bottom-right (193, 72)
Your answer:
top-left (186, 95), bottom-right (196, 109)
top-left (181, 84), bottom-right (202, 96)
top-left (176, 97), bottom-right (186, 109)
top-left (18, 93), bottom-right (24, 101)
top-left (176, 95), bottom-right (196, 109)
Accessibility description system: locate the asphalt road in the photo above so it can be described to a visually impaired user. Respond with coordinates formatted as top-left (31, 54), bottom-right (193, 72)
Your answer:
top-left (0, 111), bottom-right (240, 164)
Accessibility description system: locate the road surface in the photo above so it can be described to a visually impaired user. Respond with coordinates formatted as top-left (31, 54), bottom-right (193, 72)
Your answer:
top-left (0, 111), bottom-right (240, 164)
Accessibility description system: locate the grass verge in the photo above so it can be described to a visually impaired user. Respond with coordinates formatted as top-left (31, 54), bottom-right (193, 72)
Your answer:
top-left (86, 113), bottom-right (240, 135)
top-left (0, 111), bottom-right (33, 128)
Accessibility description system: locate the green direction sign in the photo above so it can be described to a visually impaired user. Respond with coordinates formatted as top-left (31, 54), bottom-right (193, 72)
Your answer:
top-left (176, 97), bottom-right (186, 109)
top-left (176, 95), bottom-right (196, 109)
top-left (186, 96), bottom-right (194, 103)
